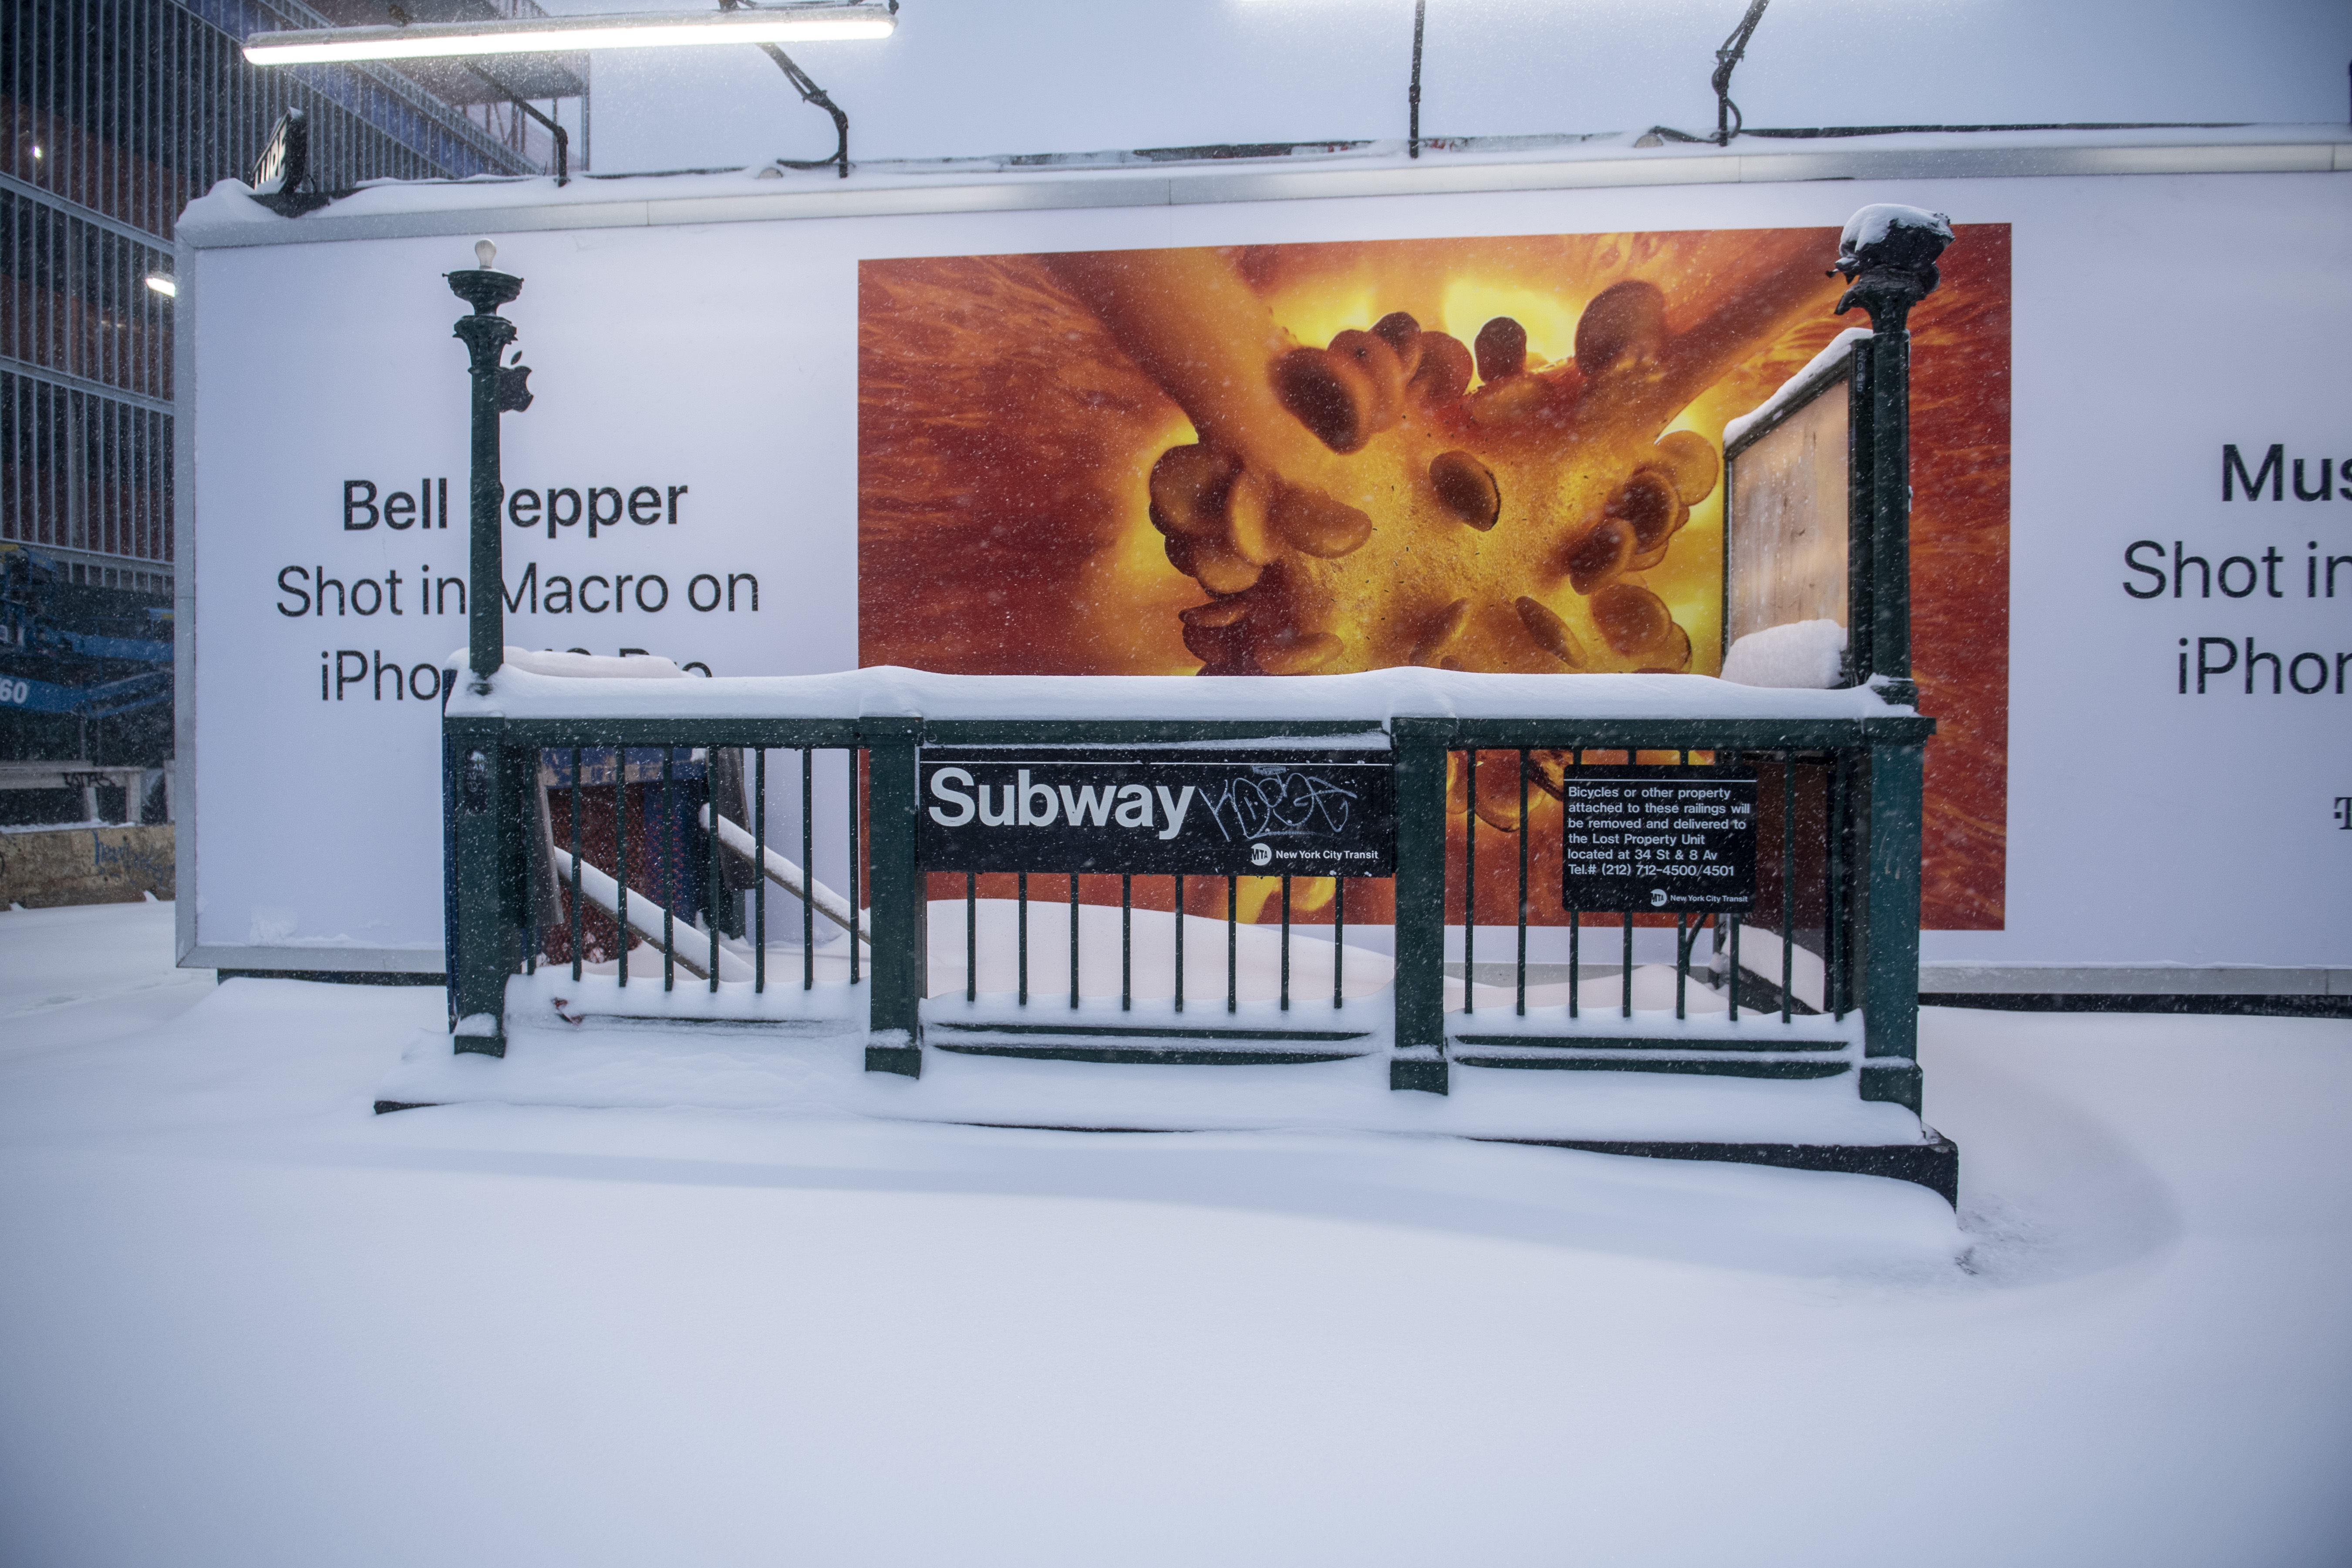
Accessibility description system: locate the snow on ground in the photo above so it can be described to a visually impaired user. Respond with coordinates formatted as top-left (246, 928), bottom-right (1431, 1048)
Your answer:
top-left (1, 900), bottom-right (2348, 1566)
top-left (0, 896), bottom-right (214, 1054)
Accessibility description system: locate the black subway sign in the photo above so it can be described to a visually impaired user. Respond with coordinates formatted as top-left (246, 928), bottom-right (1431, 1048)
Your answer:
top-left (917, 750), bottom-right (1395, 876)
top-left (1561, 766), bottom-right (1756, 912)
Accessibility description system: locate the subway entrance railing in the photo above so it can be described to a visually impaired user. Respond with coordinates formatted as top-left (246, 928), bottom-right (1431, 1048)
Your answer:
top-left (431, 664), bottom-right (1951, 1198)
top-left (412, 202), bottom-right (1964, 1197)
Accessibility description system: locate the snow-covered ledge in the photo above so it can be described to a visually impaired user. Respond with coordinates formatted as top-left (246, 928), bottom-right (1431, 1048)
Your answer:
top-left (443, 657), bottom-right (1917, 726)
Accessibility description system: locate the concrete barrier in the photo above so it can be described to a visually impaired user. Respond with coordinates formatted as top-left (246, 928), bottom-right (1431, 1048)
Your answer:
top-left (0, 824), bottom-right (175, 908)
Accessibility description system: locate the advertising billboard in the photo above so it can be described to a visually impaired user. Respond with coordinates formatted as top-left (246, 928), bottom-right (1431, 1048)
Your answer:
top-left (857, 224), bottom-right (2009, 937)
top-left (175, 150), bottom-right (2350, 993)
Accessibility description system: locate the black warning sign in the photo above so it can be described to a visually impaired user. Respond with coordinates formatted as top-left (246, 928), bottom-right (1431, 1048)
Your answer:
top-left (1560, 766), bottom-right (1756, 913)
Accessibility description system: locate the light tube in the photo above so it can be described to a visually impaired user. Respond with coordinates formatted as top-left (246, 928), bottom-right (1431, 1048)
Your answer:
top-left (243, 6), bottom-right (894, 66)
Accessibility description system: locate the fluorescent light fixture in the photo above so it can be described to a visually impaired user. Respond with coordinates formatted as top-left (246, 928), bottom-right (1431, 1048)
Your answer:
top-left (145, 273), bottom-right (177, 298)
top-left (243, 5), bottom-right (894, 66)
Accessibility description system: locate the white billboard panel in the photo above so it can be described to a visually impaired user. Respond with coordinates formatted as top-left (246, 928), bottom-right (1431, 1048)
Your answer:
top-left (177, 156), bottom-right (2352, 991)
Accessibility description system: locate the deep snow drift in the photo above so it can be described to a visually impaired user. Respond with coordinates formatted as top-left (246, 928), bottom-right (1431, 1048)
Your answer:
top-left (384, 901), bottom-right (1911, 1146)
top-left (1, 899), bottom-right (2348, 1567)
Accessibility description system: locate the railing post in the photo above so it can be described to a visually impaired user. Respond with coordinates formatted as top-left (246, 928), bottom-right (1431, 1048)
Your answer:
top-left (1860, 731), bottom-right (1924, 1112)
top-left (445, 713), bottom-right (516, 1054)
top-left (1391, 718), bottom-right (1450, 1093)
top-left (861, 718), bottom-right (925, 1077)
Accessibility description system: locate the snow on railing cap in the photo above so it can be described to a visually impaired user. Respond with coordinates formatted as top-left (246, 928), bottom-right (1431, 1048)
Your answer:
top-left (1839, 204), bottom-right (1954, 254)
top-left (445, 662), bottom-right (1920, 725)
top-left (1720, 620), bottom-right (1848, 690)
top-left (1721, 327), bottom-right (1873, 451)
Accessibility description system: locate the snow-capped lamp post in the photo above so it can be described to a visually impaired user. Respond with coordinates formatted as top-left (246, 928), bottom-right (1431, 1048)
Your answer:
top-left (1830, 204), bottom-right (1951, 710)
top-left (445, 239), bottom-right (534, 1055)
top-left (1830, 203), bottom-right (1950, 1113)
top-left (448, 238), bottom-right (534, 688)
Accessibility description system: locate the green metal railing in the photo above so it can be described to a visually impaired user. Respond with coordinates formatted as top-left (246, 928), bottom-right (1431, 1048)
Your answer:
top-left (431, 200), bottom-right (1956, 1159)
top-left (442, 700), bottom-right (1931, 1111)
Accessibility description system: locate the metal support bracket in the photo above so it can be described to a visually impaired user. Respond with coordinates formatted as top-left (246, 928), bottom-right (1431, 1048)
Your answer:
top-left (462, 64), bottom-right (570, 185)
top-left (724, 0), bottom-right (864, 176)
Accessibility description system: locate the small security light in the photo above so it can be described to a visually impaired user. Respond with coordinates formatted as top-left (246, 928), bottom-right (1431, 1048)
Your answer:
top-left (241, 3), bottom-right (894, 65)
top-left (144, 274), bottom-right (177, 298)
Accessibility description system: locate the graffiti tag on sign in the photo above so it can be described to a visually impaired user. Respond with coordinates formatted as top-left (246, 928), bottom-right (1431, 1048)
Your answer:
top-left (917, 749), bottom-right (1395, 876)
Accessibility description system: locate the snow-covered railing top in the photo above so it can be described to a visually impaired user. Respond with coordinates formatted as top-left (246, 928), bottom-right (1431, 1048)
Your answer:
top-left (1721, 327), bottom-right (1872, 451)
top-left (439, 650), bottom-right (1940, 1150)
top-left (443, 655), bottom-right (1916, 727)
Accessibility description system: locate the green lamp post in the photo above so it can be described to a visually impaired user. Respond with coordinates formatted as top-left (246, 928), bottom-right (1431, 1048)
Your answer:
top-left (448, 239), bottom-right (533, 686)
top-left (1832, 204), bottom-right (1951, 709)
top-left (1833, 204), bottom-right (1951, 1112)
top-left (445, 239), bottom-right (534, 1055)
